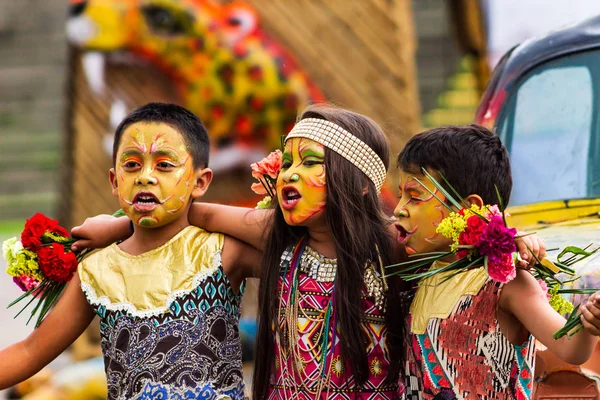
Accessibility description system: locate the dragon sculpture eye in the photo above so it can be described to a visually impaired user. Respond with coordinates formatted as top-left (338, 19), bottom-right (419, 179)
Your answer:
top-left (141, 5), bottom-right (194, 35)
top-left (70, 1), bottom-right (87, 17)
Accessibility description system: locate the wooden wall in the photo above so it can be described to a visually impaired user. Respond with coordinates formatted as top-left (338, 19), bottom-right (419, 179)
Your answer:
top-left (240, 0), bottom-right (421, 155)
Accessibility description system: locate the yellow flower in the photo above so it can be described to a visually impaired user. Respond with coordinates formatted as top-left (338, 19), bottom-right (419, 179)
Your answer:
top-left (6, 249), bottom-right (42, 281)
top-left (43, 231), bottom-right (71, 244)
top-left (436, 212), bottom-right (467, 251)
top-left (436, 204), bottom-right (493, 252)
top-left (462, 204), bottom-right (488, 219)
top-left (548, 285), bottom-right (574, 315)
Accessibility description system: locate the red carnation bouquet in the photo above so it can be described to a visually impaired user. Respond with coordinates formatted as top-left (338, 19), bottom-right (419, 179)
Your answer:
top-left (387, 169), bottom-right (599, 339)
top-left (2, 213), bottom-right (86, 327)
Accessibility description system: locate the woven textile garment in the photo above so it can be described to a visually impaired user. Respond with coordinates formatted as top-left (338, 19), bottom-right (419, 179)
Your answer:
top-left (404, 261), bottom-right (535, 400)
top-left (78, 226), bottom-right (245, 400)
top-left (268, 245), bottom-right (402, 399)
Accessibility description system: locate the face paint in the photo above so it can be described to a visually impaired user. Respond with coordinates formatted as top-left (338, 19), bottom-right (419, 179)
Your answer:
top-left (276, 138), bottom-right (326, 226)
top-left (393, 169), bottom-right (453, 255)
top-left (114, 122), bottom-right (196, 228)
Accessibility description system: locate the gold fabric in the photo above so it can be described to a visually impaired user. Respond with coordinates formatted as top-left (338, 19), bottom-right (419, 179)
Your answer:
top-left (410, 260), bottom-right (488, 334)
top-left (78, 226), bottom-right (223, 314)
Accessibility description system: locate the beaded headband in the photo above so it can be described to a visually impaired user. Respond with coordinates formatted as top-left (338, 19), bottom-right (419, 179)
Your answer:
top-left (286, 118), bottom-right (387, 192)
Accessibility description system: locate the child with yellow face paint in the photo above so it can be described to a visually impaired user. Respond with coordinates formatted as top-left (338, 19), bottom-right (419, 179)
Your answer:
top-left (0, 103), bottom-right (260, 400)
top-left (397, 125), bottom-right (600, 399)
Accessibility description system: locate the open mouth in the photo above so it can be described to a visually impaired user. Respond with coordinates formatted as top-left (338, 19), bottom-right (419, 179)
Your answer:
top-left (281, 186), bottom-right (302, 210)
top-left (395, 224), bottom-right (415, 244)
top-left (133, 192), bottom-right (161, 212)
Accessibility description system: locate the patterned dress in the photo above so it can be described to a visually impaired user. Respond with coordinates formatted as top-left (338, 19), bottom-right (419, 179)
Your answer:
top-left (268, 245), bottom-right (401, 399)
top-left (404, 262), bottom-right (535, 400)
top-left (78, 226), bottom-right (245, 400)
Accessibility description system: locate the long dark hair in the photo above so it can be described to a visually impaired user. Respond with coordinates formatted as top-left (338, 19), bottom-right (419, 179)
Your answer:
top-left (252, 104), bottom-right (407, 399)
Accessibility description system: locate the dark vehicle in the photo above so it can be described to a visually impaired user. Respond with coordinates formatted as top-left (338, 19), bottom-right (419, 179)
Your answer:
top-left (475, 16), bottom-right (600, 397)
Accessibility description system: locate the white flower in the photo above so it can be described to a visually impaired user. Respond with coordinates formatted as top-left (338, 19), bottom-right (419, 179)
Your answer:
top-left (2, 237), bottom-right (22, 266)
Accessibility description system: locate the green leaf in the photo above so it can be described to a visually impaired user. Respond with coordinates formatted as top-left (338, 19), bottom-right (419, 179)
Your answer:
top-left (494, 185), bottom-right (508, 226)
top-left (558, 245), bottom-right (599, 266)
top-left (437, 171), bottom-right (471, 210)
top-left (558, 288), bottom-right (600, 295)
top-left (413, 177), bottom-right (455, 213)
top-left (419, 169), bottom-right (463, 211)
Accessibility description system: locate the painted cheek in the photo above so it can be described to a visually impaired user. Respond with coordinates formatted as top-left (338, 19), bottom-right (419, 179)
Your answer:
top-left (306, 165), bottom-right (326, 187)
top-left (290, 183), bottom-right (326, 224)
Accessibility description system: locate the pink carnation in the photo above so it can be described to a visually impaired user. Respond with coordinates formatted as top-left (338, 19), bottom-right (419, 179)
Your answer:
top-left (251, 182), bottom-right (267, 195)
top-left (487, 252), bottom-right (516, 283)
top-left (251, 150), bottom-right (282, 181)
top-left (13, 275), bottom-right (41, 293)
top-left (485, 205), bottom-right (502, 218)
top-left (251, 150), bottom-right (282, 195)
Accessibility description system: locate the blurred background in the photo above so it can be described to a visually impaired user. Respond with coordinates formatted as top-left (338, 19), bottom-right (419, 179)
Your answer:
top-left (2, 0), bottom-right (600, 398)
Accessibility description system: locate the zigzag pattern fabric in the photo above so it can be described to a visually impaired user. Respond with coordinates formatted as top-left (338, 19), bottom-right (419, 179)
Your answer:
top-left (405, 280), bottom-right (535, 399)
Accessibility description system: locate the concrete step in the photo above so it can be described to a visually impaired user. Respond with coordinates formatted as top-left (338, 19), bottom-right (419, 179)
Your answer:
top-left (0, 151), bottom-right (60, 172)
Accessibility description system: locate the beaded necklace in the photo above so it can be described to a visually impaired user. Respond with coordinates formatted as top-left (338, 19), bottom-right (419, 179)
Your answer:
top-left (277, 237), bottom-right (338, 399)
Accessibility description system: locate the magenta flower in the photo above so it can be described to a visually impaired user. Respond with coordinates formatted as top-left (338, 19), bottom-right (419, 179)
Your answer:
top-left (476, 216), bottom-right (517, 263)
top-left (13, 275), bottom-right (41, 293)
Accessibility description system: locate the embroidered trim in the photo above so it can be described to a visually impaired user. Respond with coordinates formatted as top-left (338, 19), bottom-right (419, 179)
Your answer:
top-left (81, 251), bottom-right (223, 318)
top-left (131, 377), bottom-right (244, 400)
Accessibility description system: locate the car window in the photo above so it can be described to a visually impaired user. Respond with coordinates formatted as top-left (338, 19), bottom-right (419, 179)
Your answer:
top-left (497, 51), bottom-right (599, 205)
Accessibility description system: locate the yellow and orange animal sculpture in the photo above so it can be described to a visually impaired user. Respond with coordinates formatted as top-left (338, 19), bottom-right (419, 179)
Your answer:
top-left (67, 0), bottom-right (324, 172)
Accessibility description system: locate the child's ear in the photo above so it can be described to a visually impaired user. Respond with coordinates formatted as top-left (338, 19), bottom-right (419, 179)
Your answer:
top-left (465, 194), bottom-right (484, 208)
top-left (191, 168), bottom-right (213, 199)
top-left (109, 168), bottom-right (119, 197)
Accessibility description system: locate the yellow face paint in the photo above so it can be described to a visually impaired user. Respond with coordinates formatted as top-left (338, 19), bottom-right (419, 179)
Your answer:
top-left (113, 122), bottom-right (196, 228)
top-left (276, 138), bottom-right (326, 226)
top-left (393, 169), bottom-right (453, 255)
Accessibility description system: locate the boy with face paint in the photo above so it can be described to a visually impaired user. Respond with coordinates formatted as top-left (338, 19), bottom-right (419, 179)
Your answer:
top-left (397, 125), bottom-right (600, 399)
top-left (0, 103), bottom-right (259, 400)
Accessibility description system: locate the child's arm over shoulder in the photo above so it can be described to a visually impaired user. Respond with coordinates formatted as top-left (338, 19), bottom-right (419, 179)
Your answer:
top-left (221, 235), bottom-right (262, 291)
top-left (189, 203), bottom-right (272, 251)
top-left (71, 214), bottom-right (131, 252)
top-left (0, 274), bottom-right (96, 389)
top-left (500, 269), bottom-right (598, 365)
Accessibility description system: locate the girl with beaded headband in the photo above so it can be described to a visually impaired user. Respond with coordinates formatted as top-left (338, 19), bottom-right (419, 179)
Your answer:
top-left (246, 105), bottom-right (409, 399)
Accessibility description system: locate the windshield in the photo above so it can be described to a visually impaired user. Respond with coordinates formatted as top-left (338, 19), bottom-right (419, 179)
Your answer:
top-left (496, 50), bottom-right (600, 206)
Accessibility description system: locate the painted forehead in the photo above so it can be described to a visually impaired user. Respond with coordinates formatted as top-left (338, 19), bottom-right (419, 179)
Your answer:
top-left (118, 122), bottom-right (190, 155)
top-left (398, 170), bottom-right (432, 191)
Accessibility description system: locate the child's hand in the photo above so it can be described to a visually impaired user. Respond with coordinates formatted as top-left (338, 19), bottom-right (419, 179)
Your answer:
top-left (580, 292), bottom-right (600, 336)
top-left (515, 231), bottom-right (546, 267)
top-left (71, 214), bottom-right (131, 251)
